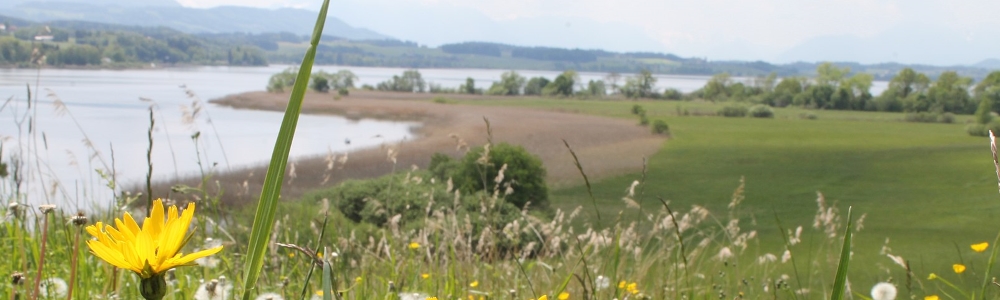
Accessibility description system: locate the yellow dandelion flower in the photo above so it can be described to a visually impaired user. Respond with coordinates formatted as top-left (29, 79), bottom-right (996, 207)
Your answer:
top-left (421, 273), bottom-right (430, 279)
top-left (927, 273), bottom-right (938, 280)
top-left (469, 280), bottom-right (479, 288)
top-left (972, 242), bottom-right (989, 253)
top-left (626, 282), bottom-right (639, 295)
top-left (85, 199), bottom-right (223, 278)
top-left (558, 291), bottom-right (569, 299)
top-left (925, 295), bottom-right (939, 300)
top-left (409, 242), bottom-right (420, 250)
top-left (953, 264), bottom-right (966, 274)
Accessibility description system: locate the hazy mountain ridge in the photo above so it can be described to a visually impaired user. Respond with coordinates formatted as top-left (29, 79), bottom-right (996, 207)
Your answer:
top-left (0, 1), bottom-right (391, 40)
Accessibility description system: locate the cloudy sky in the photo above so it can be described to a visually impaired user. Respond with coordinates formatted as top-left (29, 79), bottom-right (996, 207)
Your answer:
top-left (173, 0), bottom-right (1000, 65)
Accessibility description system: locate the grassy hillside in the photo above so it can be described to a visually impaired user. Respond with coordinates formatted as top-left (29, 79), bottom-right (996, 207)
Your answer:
top-left (453, 98), bottom-right (998, 278)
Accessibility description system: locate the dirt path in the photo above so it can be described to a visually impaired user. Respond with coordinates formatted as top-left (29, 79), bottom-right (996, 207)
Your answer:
top-left (157, 90), bottom-right (664, 205)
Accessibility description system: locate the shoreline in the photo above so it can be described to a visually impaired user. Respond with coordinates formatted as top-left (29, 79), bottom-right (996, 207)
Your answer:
top-left (148, 90), bottom-right (666, 205)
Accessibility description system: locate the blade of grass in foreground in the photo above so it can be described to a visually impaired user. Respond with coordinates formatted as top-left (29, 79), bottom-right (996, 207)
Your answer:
top-left (239, 0), bottom-right (331, 298)
top-left (830, 206), bottom-right (853, 300)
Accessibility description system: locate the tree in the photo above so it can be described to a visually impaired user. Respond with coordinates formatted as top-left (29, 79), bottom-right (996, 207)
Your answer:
top-left (927, 71), bottom-right (973, 114)
top-left (701, 72), bottom-right (732, 101)
top-left (815, 62), bottom-right (850, 87)
top-left (311, 76), bottom-right (329, 92)
top-left (585, 80), bottom-right (606, 97)
top-left (487, 70), bottom-right (526, 96)
top-left (460, 77), bottom-right (477, 94)
top-left (772, 77), bottom-right (806, 107)
top-left (266, 67), bottom-right (298, 92)
top-left (605, 72), bottom-right (622, 95)
top-left (376, 69), bottom-right (426, 92)
top-left (523, 77), bottom-right (550, 96)
top-left (542, 70), bottom-right (577, 97)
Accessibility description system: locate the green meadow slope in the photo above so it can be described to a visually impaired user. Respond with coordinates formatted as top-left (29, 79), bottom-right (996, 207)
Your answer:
top-left (456, 98), bottom-right (1000, 278)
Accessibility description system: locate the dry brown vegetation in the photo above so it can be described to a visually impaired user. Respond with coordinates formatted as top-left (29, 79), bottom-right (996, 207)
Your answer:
top-left (143, 90), bottom-right (664, 205)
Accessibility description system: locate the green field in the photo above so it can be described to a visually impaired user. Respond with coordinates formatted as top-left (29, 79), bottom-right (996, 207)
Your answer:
top-left (454, 98), bottom-right (1000, 279)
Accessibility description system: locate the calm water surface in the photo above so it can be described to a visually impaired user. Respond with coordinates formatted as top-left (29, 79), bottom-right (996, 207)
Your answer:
top-left (0, 65), bottom-right (888, 208)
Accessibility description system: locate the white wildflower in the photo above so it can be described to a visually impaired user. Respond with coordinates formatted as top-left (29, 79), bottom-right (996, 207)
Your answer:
top-left (595, 275), bottom-right (610, 290)
top-left (870, 282), bottom-right (897, 300)
top-left (39, 278), bottom-right (68, 298)
top-left (716, 247), bottom-right (733, 261)
top-left (781, 250), bottom-right (792, 263)
top-left (255, 293), bottom-right (284, 300)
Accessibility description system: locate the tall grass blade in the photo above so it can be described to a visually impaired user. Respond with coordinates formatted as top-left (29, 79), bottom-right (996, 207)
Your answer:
top-left (322, 258), bottom-right (334, 300)
top-left (830, 206), bottom-right (854, 300)
top-left (239, 0), bottom-right (330, 298)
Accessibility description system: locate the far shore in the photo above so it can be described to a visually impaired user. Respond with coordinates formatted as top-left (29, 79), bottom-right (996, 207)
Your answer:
top-left (145, 90), bottom-right (665, 205)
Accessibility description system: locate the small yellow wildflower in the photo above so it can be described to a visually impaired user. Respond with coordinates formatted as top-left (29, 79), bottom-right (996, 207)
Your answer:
top-left (421, 273), bottom-right (430, 279)
top-left (558, 291), bottom-right (569, 299)
top-left (469, 280), bottom-right (479, 288)
top-left (537, 295), bottom-right (548, 300)
top-left (409, 242), bottom-right (421, 250)
top-left (626, 282), bottom-right (639, 295)
top-left (927, 273), bottom-right (938, 280)
top-left (355, 276), bottom-right (362, 283)
top-left (953, 264), bottom-right (966, 274)
top-left (317, 252), bottom-right (323, 258)
top-left (426, 297), bottom-right (438, 300)
top-left (316, 290), bottom-right (323, 296)
top-left (288, 252), bottom-right (295, 258)
top-left (972, 242), bottom-right (989, 253)
top-left (925, 295), bottom-right (939, 300)
top-left (618, 280), bottom-right (626, 289)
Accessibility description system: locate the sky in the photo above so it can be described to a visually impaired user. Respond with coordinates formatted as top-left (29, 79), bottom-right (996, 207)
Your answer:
top-left (172, 0), bottom-right (1000, 65)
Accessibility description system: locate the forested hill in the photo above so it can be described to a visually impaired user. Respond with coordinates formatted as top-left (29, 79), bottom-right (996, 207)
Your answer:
top-left (0, 14), bottom-right (995, 79)
top-left (0, 15), bottom-right (268, 67)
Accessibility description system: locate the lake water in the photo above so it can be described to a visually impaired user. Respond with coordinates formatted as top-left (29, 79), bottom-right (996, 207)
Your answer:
top-left (0, 65), bottom-right (889, 208)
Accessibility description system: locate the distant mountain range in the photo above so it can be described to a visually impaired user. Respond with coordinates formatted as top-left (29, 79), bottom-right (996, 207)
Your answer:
top-left (0, 0), bottom-right (391, 40)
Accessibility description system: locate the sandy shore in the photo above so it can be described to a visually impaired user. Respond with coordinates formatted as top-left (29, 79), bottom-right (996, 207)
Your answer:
top-left (157, 90), bottom-right (665, 205)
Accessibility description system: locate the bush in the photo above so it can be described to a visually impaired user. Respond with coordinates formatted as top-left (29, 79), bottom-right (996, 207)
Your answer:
top-left (337, 88), bottom-right (349, 96)
top-left (639, 113), bottom-right (649, 126)
top-left (800, 112), bottom-right (818, 120)
top-left (454, 143), bottom-right (548, 210)
top-left (428, 152), bottom-right (460, 180)
top-left (631, 104), bottom-right (646, 115)
top-left (660, 88), bottom-right (683, 100)
top-left (302, 171), bottom-right (449, 227)
top-left (940, 112), bottom-right (955, 123)
top-left (718, 103), bottom-right (748, 117)
top-left (652, 120), bottom-right (669, 135)
top-left (748, 104), bottom-right (774, 118)
top-left (311, 76), bottom-right (329, 92)
top-left (967, 120), bottom-right (1000, 137)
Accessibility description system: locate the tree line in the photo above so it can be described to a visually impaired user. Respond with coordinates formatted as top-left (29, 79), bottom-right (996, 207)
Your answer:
top-left (0, 24), bottom-right (267, 67)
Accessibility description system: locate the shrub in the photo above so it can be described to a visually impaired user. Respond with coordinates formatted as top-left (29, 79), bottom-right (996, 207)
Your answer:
top-left (940, 112), bottom-right (955, 123)
top-left (967, 120), bottom-right (1000, 137)
top-left (718, 103), bottom-right (748, 117)
top-left (660, 88), bottom-right (683, 100)
top-left (311, 76), bottom-right (329, 92)
top-left (748, 104), bottom-right (774, 118)
top-left (800, 112), bottom-right (818, 120)
top-left (639, 113), bottom-right (649, 126)
top-left (302, 171), bottom-right (449, 227)
top-left (454, 143), bottom-right (548, 210)
top-left (631, 104), bottom-right (646, 115)
top-left (652, 120), bottom-right (670, 135)
top-left (428, 152), bottom-right (460, 180)
top-left (337, 88), bottom-right (349, 96)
